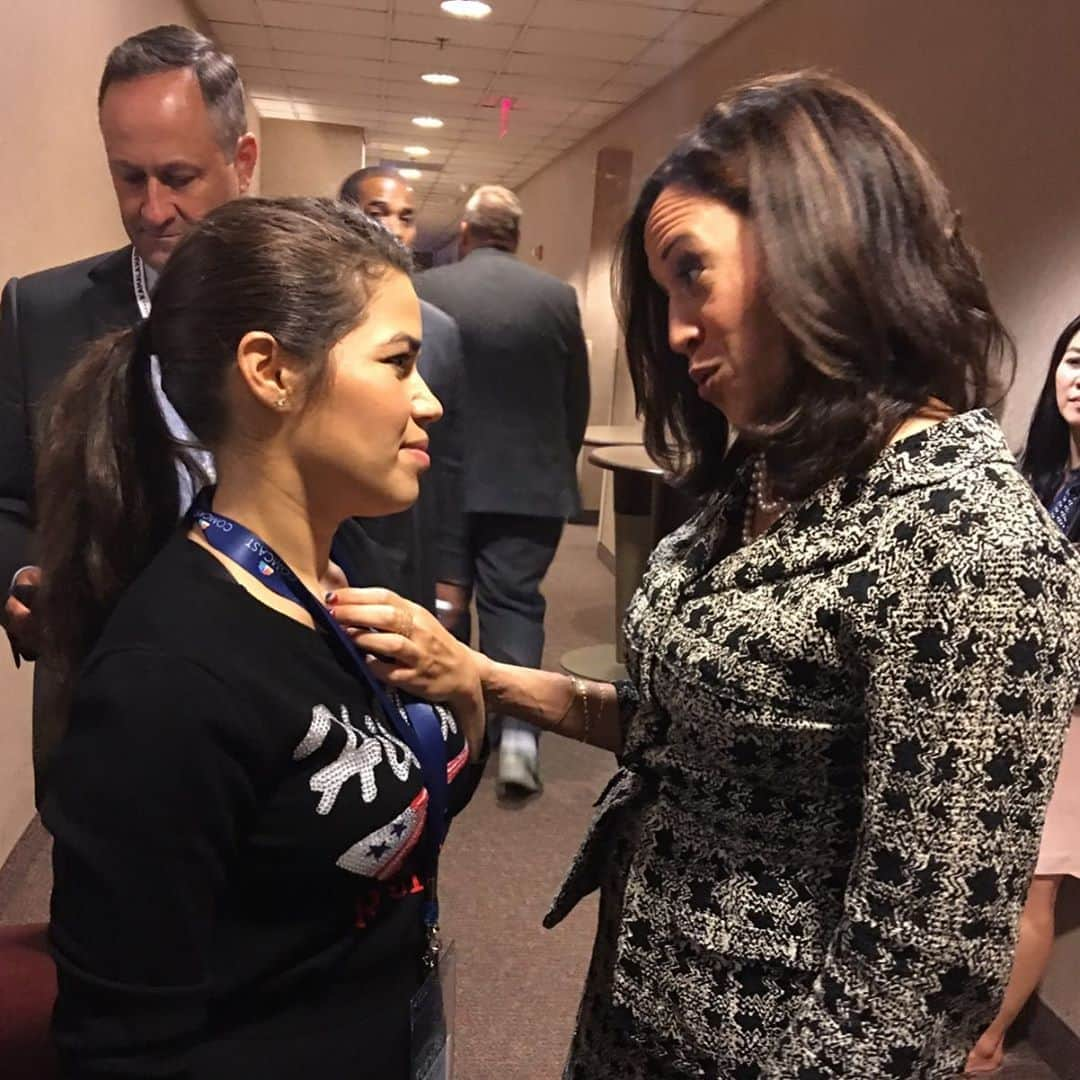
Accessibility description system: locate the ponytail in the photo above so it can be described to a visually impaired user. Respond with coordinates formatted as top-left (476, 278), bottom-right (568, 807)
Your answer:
top-left (36, 324), bottom-right (185, 680)
top-left (38, 197), bottom-right (414, 682)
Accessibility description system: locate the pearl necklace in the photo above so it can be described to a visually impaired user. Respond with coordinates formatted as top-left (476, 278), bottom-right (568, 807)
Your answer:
top-left (743, 454), bottom-right (789, 546)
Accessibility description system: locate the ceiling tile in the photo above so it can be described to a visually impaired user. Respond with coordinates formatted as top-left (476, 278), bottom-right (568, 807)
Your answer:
top-left (492, 91), bottom-right (578, 112)
top-left (693, 0), bottom-right (768, 14)
top-left (390, 39), bottom-right (504, 72)
top-left (590, 82), bottom-right (643, 104)
top-left (530, 0), bottom-right (678, 38)
top-left (516, 27), bottom-right (645, 63)
top-left (571, 101), bottom-right (622, 123)
top-left (207, 0), bottom-right (755, 238)
top-left (208, 20), bottom-right (273, 49)
top-left (274, 50), bottom-right (388, 77)
top-left (383, 63), bottom-right (492, 89)
top-left (380, 108), bottom-right (473, 128)
top-left (393, 12), bottom-right (520, 50)
top-left (259, 1), bottom-right (388, 36)
top-left (289, 88), bottom-right (383, 108)
top-left (394, 0), bottom-right (536, 17)
top-left (286, 69), bottom-right (384, 91)
top-left (368, 96), bottom-right (479, 121)
top-left (663, 11), bottom-right (737, 41)
top-left (634, 37), bottom-right (703, 66)
top-left (491, 73), bottom-right (605, 100)
top-left (220, 44), bottom-right (277, 67)
top-left (291, 103), bottom-right (364, 124)
top-left (505, 52), bottom-right (623, 80)
top-left (199, 0), bottom-right (261, 21)
top-left (245, 78), bottom-right (289, 97)
top-left (268, 28), bottom-right (386, 59)
top-left (250, 98), bottom-right (295, 115)
top-left (238, 64), bottom-right (286, 88)
top-left (612, 61), bottom-right (673, 86)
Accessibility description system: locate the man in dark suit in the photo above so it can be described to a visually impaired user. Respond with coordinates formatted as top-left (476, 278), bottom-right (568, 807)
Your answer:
top-left (416, 185), bottom-right (590, 797)
top-left (338, 167), bottom-right (470, 632)
top-left (0, 25), bottom-right (259, 795)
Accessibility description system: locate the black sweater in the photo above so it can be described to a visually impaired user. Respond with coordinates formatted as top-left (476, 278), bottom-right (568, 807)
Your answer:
top-left (43, 535), bottom-right (482, 1078)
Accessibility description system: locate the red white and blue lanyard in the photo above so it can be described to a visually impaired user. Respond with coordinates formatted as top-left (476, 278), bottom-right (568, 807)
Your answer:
top-left (190, 492), bottom-right (449, 956)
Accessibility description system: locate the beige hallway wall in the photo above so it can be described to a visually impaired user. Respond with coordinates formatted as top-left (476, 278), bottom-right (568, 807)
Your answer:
top-left (0, 0), bottom-right (239, 866)
top-left (258, 118), bottom-right (368, 200)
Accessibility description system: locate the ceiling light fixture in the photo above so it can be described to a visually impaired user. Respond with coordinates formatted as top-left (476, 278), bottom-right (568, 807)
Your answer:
top-left (421, 72), bottom-right (460, 86)
top-left (412, 116), bottom-right (444, 129)
top-left (403, 145), bottom-right (431, 157)
top-left (399, 167), bottom-right (423, 180)
top-left (440, 1), bottom-right (492, 19)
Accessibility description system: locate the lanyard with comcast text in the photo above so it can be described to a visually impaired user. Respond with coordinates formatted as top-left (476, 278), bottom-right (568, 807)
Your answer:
top-left (191, 493), bottom-right (450, 966)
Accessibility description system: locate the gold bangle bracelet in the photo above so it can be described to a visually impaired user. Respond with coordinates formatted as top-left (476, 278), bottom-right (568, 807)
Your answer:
top-left (556, 676), bottom-right (577, 734)
top-left (574, 676), bottom-right (593, 745)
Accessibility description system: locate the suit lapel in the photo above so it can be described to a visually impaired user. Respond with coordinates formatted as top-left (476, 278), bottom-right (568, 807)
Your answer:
top-left (83, 246), bottom-right (139, 339)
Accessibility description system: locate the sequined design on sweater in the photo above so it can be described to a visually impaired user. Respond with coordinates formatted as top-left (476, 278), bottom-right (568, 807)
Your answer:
top-left (293, 700), bottom-right (468, 880)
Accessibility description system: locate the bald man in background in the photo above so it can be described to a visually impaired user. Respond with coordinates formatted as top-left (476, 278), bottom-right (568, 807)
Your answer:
top-left (416, 185), bottom-right (590, 799)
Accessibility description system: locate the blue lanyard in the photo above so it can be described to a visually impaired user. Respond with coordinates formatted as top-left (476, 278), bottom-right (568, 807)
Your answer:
top-left (189, 494), bottom-right (449, 931)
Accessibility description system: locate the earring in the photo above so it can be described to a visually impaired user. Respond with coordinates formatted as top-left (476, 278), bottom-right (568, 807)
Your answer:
top-left (275, 396), bottom-right (288, 409)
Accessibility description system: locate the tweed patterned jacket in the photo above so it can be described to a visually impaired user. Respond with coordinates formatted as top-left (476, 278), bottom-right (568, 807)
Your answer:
top-left (547, 411), bottom-right (1080, 1079)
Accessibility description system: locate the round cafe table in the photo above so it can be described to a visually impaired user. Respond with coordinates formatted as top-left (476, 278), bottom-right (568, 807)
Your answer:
top-left (561, 443), bottom-right (668, 683)
top-left (582, 423), bottom-right (643, 447)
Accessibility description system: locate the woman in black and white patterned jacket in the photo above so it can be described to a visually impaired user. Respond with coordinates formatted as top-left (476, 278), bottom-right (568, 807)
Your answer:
top-left (331, 73), bottom-right (1080, 1078)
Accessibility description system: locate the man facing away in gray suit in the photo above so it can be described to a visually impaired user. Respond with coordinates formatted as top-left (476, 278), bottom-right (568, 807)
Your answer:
top-left (416, 186), bottom-right (591, 799)
top-left (338, 167), bottom-right (471, 634)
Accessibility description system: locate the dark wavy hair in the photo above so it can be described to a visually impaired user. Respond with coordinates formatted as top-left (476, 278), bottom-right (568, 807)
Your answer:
top-left (1021, 314), bottom-right (1080, 508)
top-left (36, 197), bottom-right (410, 679)
top-left (615, 70), bottom-right (1014, 500)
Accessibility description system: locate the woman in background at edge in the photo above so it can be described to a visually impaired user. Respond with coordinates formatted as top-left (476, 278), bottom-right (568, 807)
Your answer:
top-left (966, 313), bottom-right (1080, 1073)
top-left (36, 197), bottom-right (484, 1078)
top-left (327, 73), bottom-right (1080, 1077)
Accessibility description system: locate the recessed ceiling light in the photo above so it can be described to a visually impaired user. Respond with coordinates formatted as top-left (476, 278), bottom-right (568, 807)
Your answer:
top-left (403, 145), bottom-right (431, 157)
top-left (441, 1), bottom-right (492, 19)
top-left (412, 116), bottom-right (444, 129)
top-left (399, 167), bottom-right (423, 180)
top-left (422, 72), bottom-right (461, 86)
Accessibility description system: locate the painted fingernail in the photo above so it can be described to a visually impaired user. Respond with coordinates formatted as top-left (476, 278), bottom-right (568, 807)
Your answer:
top-left (325, 592), bottom-right (337, 605)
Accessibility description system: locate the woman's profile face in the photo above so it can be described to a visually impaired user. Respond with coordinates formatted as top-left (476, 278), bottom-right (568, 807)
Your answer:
top-left (289, 269), bottom-right (442, 518)
top-left (644, 184), bottom-right (788, 429)
top-left (1054, 329), bottom-right (1080, 432)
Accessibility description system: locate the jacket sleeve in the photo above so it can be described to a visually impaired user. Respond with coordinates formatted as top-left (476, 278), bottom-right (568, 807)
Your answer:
top-left (429, 318), bottom-right (470, 587)
top-left (0, 276), bottom-right (35, 588)
top-left (761, 542), bottom-right (1080, 1078)
top-left (562, 288), bottom-right (590, 461)
top-left (43, 650), bottom-right (258, 1079)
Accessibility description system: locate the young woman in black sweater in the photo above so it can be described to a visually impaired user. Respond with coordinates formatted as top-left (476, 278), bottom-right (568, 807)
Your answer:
top-left (35, 198), bottom-right (485, 1079)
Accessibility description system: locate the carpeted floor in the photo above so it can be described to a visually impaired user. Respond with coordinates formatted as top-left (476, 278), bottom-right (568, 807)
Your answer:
top-left (0, 524), bottom-right (1064, 1078)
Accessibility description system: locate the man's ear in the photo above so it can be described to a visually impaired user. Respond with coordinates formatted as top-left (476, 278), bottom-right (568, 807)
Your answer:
top-left (234, 133), bottom-right (258, 195)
